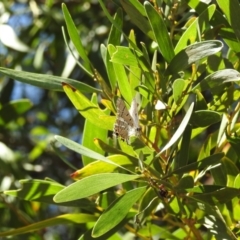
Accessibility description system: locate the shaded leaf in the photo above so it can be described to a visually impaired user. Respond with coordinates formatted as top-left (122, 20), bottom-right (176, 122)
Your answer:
top-left (175, 4), bottom-right (216, 53)
top-left (62, 3), bottom-right (93, 75)
top-left (0, 213), bottom-right (97, 237)
top-left (92, 186), bottom-right (147, 237)
top-left (190, 110), bottom-right (221, 127)
top-left (189, 186), bottom-right (240, 205)
top-left (0, 67), bottom-right (99, 93)
top-left (168, 152), bottom-right (224, 176)
top-left (4, 179), bottom-right (64, 203)
top-left (121, 0), bottom-right (154, 40)
top-left (166, 41), bottom-right (223, 75)
top-left (192, 69), bottom-right (240, 91)
top-left (159, 102), bottom-right (194, 154)
top-left (144, 2), bottom-right (175, 63)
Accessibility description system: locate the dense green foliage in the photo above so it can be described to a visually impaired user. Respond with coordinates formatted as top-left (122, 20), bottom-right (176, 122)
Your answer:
top-left (1, 0), bottom-right (240, 239)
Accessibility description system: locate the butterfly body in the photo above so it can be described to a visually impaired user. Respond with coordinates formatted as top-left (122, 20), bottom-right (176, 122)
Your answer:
top-left (113, 98), bottom-right (141, 143)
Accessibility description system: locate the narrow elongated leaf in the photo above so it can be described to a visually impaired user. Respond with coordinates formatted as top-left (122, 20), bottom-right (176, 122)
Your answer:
top-left (92, 186), bottom-right (147, 237)
top-left (219, 27), bottom-right (240, 53)
top-left (166, 41), bottom-right (223, 75)
top-left (4, 179), bottom-right (64, 202)
top-left (0, 99), bottom-right (32, 125)
top-left (104, 9), bottom-right (123, 90)
top-left (54, 173), bottom-right (141, 202)
top-left (79, 213), bottom-right (135, 240)
top-left (173, 79), bottom-right (188, 104)
top-left (54, 135), bottom-right (131, 172)
top-left (108, 45), bottom-right (132, 103)
top-left (173, 125), bottom-right (192, 170)
top-left (159, 102), bottom-right (194, 154)
top-left (62, 82), bottom-right (114, 130)
top-left (217, 0), bottom-right (240, 40)
top-left (168, 152), bottom-right (224, 176)
top-left (190, 110), bottom-right (221, 127)
top-left (121, 0), bottom-right (154, 40)
top-left (0, 214), bottom-right (97, 237)
top-left (227, 133), bottom-right (240, 157)
top-left (0, 67), bottom-right (99, 93)
top-left (192, 69), bottom-right (240, 91)
top-left (190, 186), bottom-right (240, 205)
top-left (111, 46), bottom-right (150, 73)
top-left (62, 3), bottom-right (93, 75)
top-left (138, 224), bottom-right (182, 240)
top-left (221, 157), bottom-right (239, 187)
top-left (71, 154), bottom-right (137, 180)
top-left (144, 2), bottom-right (175, 63)
top-left (175, 4), bottom-right (216, 53)
top-left (82, 94), bottom-right (108, 165)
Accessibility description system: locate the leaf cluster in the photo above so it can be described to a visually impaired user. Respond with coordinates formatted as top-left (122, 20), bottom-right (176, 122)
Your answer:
top-left (1, 0), bottom-right (240, 239)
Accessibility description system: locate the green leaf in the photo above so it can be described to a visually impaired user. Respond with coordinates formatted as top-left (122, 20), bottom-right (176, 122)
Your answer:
top-left (221, 157), bottom-right (239, 187)
top-left (217, 0), bottom-right (240, 40)
top-left (103, 9), bottom-right (123, 90)
top-left (144, 2), bottom-right (175, 63)
top-left (4, 179), bottom-right (64, 202)
top-left (0, 67), bottom-right (99, 93)
top-left (189, 186), bottom-right (240, 205)
top-left (108, 45), bottom-right (133, 103)
top-left (82, 94), bottom-right (108, 165)
top-left (138, 188), bottom-right (159, 223)
top-left (190, 110), bottom-right (221, 127)
top-left (62, 3), bottom-right (93, 75)
top-left (158, 102), bottom-right (194, 154)
top-left (166, 40), bottom-right (223, 75)
top-left (192, 69), bottom-right (240, 91)
top-left (92, 186), bottom-right (147, 237)
top-left (111, 46), bottom-right (149, 72)
top-left (138, 224), bottom-right (182, 240)
top-left (175, 4), bottom-right (216, 53)
top-left (227, 133), bottom-right (240, 157)
top-left (0, 99), bottom-right (32, 125)
top-left (71, 154), bottom-right (138, 180)
top-left (168, 152), bottom-right (224, 176)
top-left (54, 173), bottom-right (141, 202)
top-left (120, 0), bottom-right (154, 40)
top-left (0, 213), bottom-right (97, 237)
top-left (172, 79), bottom-right (188, 104)
top-left (79, 213), bottom-right (135, 240)
top-left (234, 174), bottom-right (240, 188)
top-left (54, 135), bottom-right (131, 172)
top-left (219, 27), bottom-right (240, 53)
top-left (173, 125), bottom-right (192, 170)
top-left (176, 175), bottom-right (194, 191)
top-left (62, 82), bottom-right (114, 130)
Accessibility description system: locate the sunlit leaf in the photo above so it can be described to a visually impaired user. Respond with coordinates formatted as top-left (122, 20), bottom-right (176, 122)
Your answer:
top-left (54, 173), bottom-right (141, 202)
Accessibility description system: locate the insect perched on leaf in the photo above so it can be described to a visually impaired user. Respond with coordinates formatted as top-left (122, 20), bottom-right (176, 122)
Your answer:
top-left (113, 97), bottom-right (141, 144)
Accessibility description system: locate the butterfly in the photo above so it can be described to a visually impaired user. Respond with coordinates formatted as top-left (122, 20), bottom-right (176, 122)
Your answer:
top-left (113, 97), bottom-right (141, 143)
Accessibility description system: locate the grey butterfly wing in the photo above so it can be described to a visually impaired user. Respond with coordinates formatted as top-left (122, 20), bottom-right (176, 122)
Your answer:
top-left (113, 98), bottom-right (134, 142)
top-left (128, 97), bottom-right (141, 136)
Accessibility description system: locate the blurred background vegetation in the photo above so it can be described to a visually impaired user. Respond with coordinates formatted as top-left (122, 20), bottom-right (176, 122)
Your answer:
top-left (0, 0), bottom-right (118, 238)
